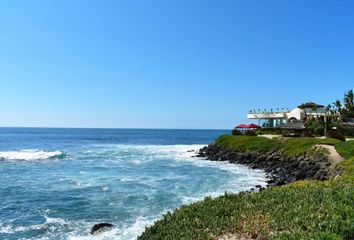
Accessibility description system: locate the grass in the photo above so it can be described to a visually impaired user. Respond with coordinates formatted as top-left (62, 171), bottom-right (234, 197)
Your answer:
top-left (335, 140), bottom-right (354, 159)
top-left (280, 137), bottom-right (339, 157)
top-left (139, 136), bottom-right (354, 240)
top-left (215, 135), bottom-right (277, 153)
top-left (215, 134), bottom-right (340, 157)
top-left (139, 159), bottom-right (354, 240)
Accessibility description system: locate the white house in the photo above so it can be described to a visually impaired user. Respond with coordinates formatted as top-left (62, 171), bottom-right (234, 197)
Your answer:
top-left (247, 103), bottom-right (327, 128)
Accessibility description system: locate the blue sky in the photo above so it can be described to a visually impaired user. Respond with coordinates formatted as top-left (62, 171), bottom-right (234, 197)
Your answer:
top-left (0, 0), bottom-right (353, 129)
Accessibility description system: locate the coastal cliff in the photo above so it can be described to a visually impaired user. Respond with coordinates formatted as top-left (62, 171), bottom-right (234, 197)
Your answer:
top-left (197, 143), bottom-right (340, 187)
top-left (139, 135), bottom-right (354, 240)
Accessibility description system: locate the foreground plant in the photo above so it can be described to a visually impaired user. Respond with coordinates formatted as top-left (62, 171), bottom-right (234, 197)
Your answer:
top-left (139, 137), bottom-right (354, 240)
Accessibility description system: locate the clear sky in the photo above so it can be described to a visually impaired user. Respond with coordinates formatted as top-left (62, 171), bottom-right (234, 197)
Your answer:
top-left (0, 0), bottom-right (353, 129)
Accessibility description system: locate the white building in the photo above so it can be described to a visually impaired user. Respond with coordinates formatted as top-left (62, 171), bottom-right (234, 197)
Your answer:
top-left (247, 104), bottom-right (327, 128)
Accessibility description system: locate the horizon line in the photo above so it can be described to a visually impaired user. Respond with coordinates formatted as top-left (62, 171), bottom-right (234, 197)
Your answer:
top-left (0, 126), bottom-right (232, 131)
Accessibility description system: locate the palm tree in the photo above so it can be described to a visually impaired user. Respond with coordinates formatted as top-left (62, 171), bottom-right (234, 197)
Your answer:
top-left (343, 90), bottom-right (354, 119)
top-left (344, 90), bottom-right (354, 108)
top-left (332, 100), bottom-right (342, 115)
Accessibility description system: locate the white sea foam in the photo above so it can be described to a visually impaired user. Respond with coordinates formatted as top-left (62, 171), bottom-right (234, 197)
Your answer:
top-left (67, 217), bottom-right (155, 240)
top-left (87, 144), bottom-right (205, 162)
top-left (44, 216), bottom-right (67, 224)
top-left (0, 224), bottom-right (13, 234)
top-left (1, 143), bottom-right (268, 240)
top-left (0, 212), bottom-right (71, 239)
top-left (0, 149), bottom-right (63, 161)
top-left (89, 144), bottom-right (266, 177)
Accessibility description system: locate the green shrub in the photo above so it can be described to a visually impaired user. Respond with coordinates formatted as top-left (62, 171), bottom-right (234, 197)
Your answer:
top-left (231, 129), bottom-right (243, 136)
top-left (256, 128), bottom-right (283, 135)
top-left (326, 130), bottom-right (346, 142)
top-left (338, 125), bottom-right (354, 137)
top-left (245, 130), bottom-right (257, 136)
top-left (305, 119), bottom-right (325, 136)
top-left (302, 131), bottom-right (314, 137)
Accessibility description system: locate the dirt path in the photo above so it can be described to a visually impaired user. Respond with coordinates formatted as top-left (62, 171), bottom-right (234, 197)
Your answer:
top-left (316, 144), bottom-right (344, 164)
top-left (216, 144), bottom-right (344, 240)
top-left (218, 233), bottom-right (254, 240)
top-left (217, 144), bottom-right (344, 240)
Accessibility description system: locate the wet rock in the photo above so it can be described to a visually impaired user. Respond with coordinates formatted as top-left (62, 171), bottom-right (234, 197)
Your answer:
top-left (196, 144), bottom-right (338, 188)
top-left (266, 179), bottom-right (274, 184)
top-left (91, 223), bottom-right (114, 235)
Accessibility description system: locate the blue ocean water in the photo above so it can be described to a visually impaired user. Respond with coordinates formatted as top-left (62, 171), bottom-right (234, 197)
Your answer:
top-left (0, 128), bottom-right (267, 240)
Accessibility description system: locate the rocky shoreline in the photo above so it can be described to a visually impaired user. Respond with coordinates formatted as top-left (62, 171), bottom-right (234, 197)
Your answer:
top-left (196, 144), bottom-right (340, 188)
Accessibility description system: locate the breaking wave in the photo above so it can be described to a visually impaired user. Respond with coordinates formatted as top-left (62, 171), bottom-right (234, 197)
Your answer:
top-left (1, 143), bottom-right (267, 240)
top-left (0, 149), bottom-right (64, 161)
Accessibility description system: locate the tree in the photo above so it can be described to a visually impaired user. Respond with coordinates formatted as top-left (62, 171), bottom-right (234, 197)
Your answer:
top-left (342, 90), bottom-right (354, 119)
top-left (333, 100), bottom-right (342, 115)
top-left (344, 90), bottom-right (354, 107)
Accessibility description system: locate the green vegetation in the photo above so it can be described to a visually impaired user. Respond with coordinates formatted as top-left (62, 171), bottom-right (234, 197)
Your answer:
top-left (139, 158), bottom-right (354, 239)
top-left (280, 137), bottom-right (339, 157)
top-left (139, 136), bottom-right (354, 240)
top-left (244, 130), bottom-right (257, 136)
top-left (302, 130), bottom-right (314, 137)
top-left (338, 125), bottom-right (354, 137)
top-left (255, 128), bottom-right (283, 135)
top-left (215, 134), bottom-right (340, 157)
top-left (231, 129), bottom-right (242, 136)
top-left (328, 89), bottom-right (354, 121)
top-left (326, 130), bottom-right (346, 142)
top-left (336, 141), bottom-right (354, 159)
top-left (215, 135), bottom-right (277, 153)
top-left (305, 119), bottom-right (325, 136)
top-left (301, 89), bottom-right (354, 137)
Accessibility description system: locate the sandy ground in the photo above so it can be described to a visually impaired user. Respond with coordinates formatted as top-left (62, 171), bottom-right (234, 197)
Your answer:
top-left (316, 144), bottom-right (345, 164)
top-left (258, 134), bottom-right (281, 139)
top-left (218, 233), bottom-right (255, 240)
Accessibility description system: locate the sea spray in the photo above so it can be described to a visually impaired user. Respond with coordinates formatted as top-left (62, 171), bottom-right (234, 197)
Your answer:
top-left (0, 128), bottom-right (267, 240)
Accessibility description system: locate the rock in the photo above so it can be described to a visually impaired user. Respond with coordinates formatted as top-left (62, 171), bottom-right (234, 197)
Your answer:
top-left (255, 185), bottom-right (262, 188)
top-left (266, 179), bottom-right (274, 184)
top-left (90, 223), bottom-right (114, 235)
top-left (196, 145), bottom-right (339, 189)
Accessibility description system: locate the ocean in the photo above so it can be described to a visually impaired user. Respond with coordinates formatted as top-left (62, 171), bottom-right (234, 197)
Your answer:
top-left (0, 128), bottom-right (267, 240)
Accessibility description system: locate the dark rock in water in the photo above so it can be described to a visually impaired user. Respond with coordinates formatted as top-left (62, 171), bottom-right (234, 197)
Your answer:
top-left (91, 223), bottom-right (114, 235)
top-left (266, 179), bottom-right (274, 184)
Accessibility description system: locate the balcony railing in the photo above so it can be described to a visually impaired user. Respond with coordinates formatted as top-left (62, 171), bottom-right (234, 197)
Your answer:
top-left (248, 108), bottom-right (290, 114)
top-left (304, 108), bottom-right (327, 114)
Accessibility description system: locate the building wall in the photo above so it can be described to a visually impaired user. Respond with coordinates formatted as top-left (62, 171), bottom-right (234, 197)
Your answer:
top-left (285, 108), bottom-right (305, 121)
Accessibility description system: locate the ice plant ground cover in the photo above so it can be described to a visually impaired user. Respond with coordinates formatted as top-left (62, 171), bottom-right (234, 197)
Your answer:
top-left (139, 137), bottom-right (354, 240)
